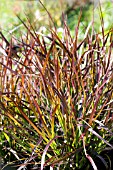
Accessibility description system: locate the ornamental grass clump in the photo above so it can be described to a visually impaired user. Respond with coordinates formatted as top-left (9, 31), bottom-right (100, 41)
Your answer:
top-left (0, 6), bottom-right (113, 170)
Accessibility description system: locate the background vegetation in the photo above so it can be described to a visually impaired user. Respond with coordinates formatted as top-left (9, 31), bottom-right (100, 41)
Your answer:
top-left (1, 0), bottom-right (113, 36)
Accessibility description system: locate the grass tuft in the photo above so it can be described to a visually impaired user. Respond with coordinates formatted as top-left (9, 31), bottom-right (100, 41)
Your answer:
top-left (0, 3), bottom-right (113, 170)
